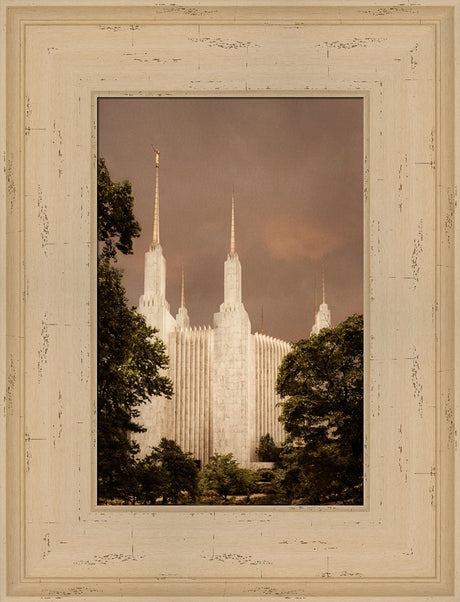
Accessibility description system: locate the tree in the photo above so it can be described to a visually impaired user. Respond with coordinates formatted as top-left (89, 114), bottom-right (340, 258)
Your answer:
top-left (143, 439), bottom-right (199, 504)
top-left (200, 454), bottom-right (257, 502)
top-left (276, 314), bottom-right (363, 504)
top-left (134, 456), bottom-right (169, 505)
top-left (97, 157), bottom-right (141, 260)
top-left (97, 158), bottom-right (173, 502)
top-left (255, 433), bottom-right (280, 463)
top-left (236, 467), bottom-right (259, 502)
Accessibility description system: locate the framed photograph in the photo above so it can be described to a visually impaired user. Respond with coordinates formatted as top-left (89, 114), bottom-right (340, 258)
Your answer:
top-left (1, 1), bottom-right (458, 600)
top-left (96, 96), bottom-right (364, 508)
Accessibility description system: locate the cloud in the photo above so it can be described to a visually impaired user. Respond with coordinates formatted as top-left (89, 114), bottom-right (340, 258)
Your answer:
top-left (262, 216), bottom-right (344, 261)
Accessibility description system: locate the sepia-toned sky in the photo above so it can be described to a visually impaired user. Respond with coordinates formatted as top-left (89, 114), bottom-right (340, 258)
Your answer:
top-left (98, 97), bottom-right (363, 343)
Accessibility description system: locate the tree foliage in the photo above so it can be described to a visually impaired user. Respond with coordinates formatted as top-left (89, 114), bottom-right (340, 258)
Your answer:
top-left (97, 157), bottom-right (141, 261)
top-left (97, 158), bottom-right (173, 503)
top-left (276, 314), bottom-right (364, 504)
top-left (255, 433), bottom-right (280, 463)
top-left (200, 454), bottom-right (258, 502)
top-left (141, 439), bottom-right (199, 504)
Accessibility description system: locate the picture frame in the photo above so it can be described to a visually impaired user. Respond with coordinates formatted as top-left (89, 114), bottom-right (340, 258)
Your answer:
top-left (1, 1), bottom-right (458, 600)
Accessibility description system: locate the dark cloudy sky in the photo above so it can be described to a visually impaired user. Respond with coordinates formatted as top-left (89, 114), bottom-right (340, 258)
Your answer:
top-left (98, 97), bottom-right (363, 343)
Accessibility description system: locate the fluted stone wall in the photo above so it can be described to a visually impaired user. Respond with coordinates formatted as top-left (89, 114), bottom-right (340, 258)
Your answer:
top-left (253, 333), bottom-right (291, 455)
top-left (168, 325), bottom-right (214, 466)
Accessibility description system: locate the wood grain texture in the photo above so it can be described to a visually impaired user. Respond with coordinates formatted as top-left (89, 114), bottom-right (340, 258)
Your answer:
top-left (0, 1), bottom-right (457, 600)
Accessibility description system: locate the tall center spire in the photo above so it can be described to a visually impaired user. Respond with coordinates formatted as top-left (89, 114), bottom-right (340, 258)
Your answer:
top-left (322, 271), bottom-right (326, 304)
top-left (221, 191), bottom-right (243, 308)
top-left (230, 193), bottom-right (236, 255)
top-left (152, 147), bottom-right (160, 246)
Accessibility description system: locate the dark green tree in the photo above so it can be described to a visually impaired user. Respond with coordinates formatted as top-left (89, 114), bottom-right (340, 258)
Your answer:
top-left (97, 158), bottom-right (173, 503)
top-left (276, 314), bottom-right (364, 505)
top-left (255, 433), bottom-right (280, 463)
top-left (134, 455), bottom-right (169, 505)
top-left (200, 454), bottom-right (240, 502)
top-left (236, 467), bottom-right (259, 502)
top-left (200, 454), bottom-right (257, 502)
top-left (140, 439), bottom-right (199, 504)
top-left (97, 157), bottom-right (141, 260)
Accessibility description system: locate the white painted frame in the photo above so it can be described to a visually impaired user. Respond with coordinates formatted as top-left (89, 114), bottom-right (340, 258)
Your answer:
top-left (0, 1), bottom-right (458, 600)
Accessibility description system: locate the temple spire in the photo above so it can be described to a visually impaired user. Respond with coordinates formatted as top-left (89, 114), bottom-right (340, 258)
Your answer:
top-left (152, 147), bottom-right (160, 246)
top-left (311, 271), bottom-right (331, 336)
top-left (181, 265), bottom-right (185, 308)
top-left (222, 191), bottom-right (243, 307)
top-left (230, 193), bottom-right (236, 254)
top-left (260, 305), bottom-right (264, 334)
top-left (175, 264), bottom-right (190, 329)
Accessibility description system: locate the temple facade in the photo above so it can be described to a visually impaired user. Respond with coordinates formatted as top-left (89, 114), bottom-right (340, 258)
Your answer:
top-left (135, 151), bottom-right (331, 467)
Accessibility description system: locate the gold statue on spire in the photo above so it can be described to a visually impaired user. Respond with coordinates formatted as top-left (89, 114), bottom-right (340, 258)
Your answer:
top-left (152, 147), bottom-right (160, 246)
top-left (230, 192), bottom-right (236, 254)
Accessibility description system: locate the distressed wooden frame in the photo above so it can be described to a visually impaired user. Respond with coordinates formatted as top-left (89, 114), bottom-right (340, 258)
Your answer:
top-left (0, 1), bottom-right (458, 600)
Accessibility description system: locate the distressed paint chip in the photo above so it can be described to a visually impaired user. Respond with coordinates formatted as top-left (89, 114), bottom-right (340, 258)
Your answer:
top-left (318, 37), bottom-right (386, 51)
top-left (74, 552), bottom-right (146, 565)
top-left (410, 349), bottom-right (424, 418)
top-left (203, 552), bottom-right (272, 566)
top-left (189, 36), bottom-right (259, 49)
top-left (37, 184), bottom-right (50, 255)
top-left (6, 158), bottom-right (16, 214)
top-left (410, 219), bottom-right (424, 289)
top-left (37, 314), bottom-right (50, 384)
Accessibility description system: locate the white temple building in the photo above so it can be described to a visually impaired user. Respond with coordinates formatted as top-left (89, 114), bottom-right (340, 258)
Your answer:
top-left (135, 151), bottom-right (331, 467)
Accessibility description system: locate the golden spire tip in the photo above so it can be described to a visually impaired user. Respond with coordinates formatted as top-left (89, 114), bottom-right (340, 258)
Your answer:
top-left (152, 147), bottom-right (160, 246)
top-left (230, 192), bottom-right (236, 254)
top-left (181, 265), bottom-right (185, 308)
